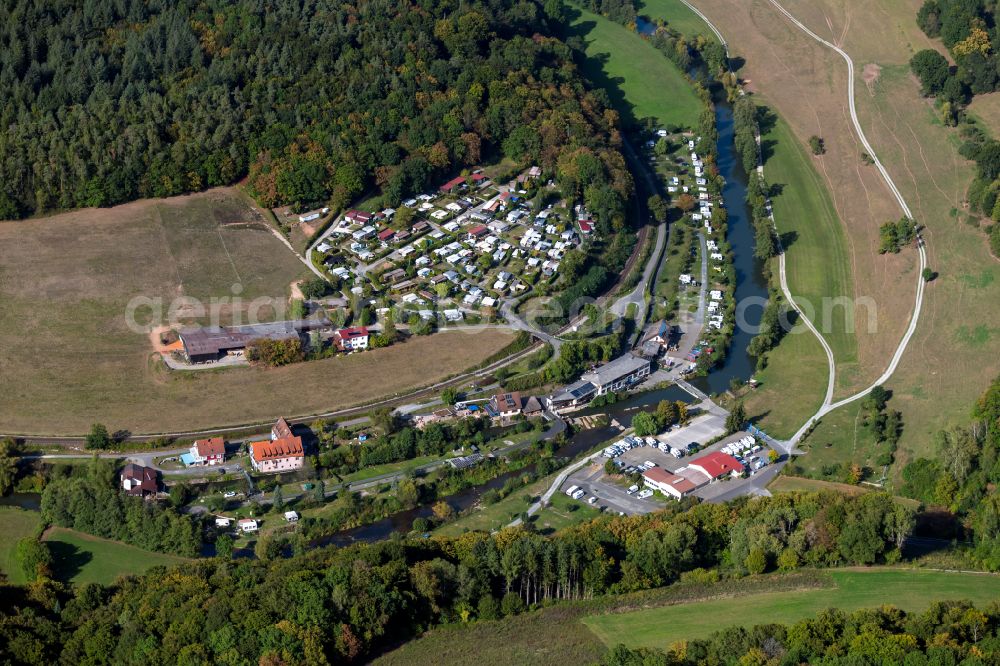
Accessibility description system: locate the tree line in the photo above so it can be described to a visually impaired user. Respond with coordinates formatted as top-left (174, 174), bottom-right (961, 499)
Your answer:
top-left (0, 0), bottom-right (631, 221)
top-left (601, 601), bottom-right (1000, 665)
top-left (0, 489), bottom-right (913, 664)
top-left (912, 0), bottom-right (1000, 256)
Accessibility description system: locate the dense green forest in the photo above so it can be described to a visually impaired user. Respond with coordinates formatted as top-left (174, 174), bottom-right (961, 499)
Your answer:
top-left (0, 0), bottom-right (631, 219)
top-left (0, 490), bottom-right (913, 664)
top-left (602, 602), bottom-right (1000, 665)
top-left (913, 0), bottom-right (1000, 254)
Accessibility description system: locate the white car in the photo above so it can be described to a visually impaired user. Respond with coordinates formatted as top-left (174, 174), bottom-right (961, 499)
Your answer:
top-left (627, 484), bottom-right (639, 495)
top-left (223, 491), bottom-right (236, 498)
top-left (572, 489), bottom-right (586, 500)
top-left (588, 497), bottom-right (598, 505)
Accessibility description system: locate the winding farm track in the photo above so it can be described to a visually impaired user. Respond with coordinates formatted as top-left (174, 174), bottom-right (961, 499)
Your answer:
top-left (684, 0), bottom-right (928, 446)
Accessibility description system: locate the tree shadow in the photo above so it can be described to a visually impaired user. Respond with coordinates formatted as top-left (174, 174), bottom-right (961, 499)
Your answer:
top-left (759, 139), bottom-right (777, 166)
top-left (768, 182), bottom-right (784, 198)
top-left (47, 540), bottom-right (92, 582)
top-left (748, 409), bottom-right (771, 423)
top-left (729, 56), bottom-right (746, 72)
top-left (779, 230), bottom-right (798, 251)
top-left (756, 106), bottom-right (778, 134)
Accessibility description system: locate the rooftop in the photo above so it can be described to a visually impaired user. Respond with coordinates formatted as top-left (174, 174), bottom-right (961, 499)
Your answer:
top-left (251, 436), bottom-right (304, 462)
top-left (583, 353), bottom-right (650, 387)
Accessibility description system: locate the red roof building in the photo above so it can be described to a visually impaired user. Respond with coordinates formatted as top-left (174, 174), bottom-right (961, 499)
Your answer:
top-left (250, 436), bottom-right (304, 473)
top-left (688, 451), bottom-right (743, 480)
top-left (272, 417), bottom-right (293, 440)
top-left (468, 224), bottom-right (488, 238)
top-left (378, 228), bottom-right (396, 242)
top-left (190, 437), bottom-right (226, 465)
top-left (440, 175), bottom-right (467, 192)
top-left (345, 210), bottom-right (373, 224)
top-left (335, 326), bottom-right (369, 351)
top-left (578, 219), bottom-right (594, 234)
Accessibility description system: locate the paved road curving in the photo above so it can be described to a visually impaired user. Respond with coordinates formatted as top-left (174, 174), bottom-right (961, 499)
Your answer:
top-left (685, 0), bottom-right (928, 448)
top-left (764, 0), bottom-right (927, 442)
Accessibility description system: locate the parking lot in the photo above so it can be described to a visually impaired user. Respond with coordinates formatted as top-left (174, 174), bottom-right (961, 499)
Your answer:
top-left (557, 413), bottom-right (778, 515)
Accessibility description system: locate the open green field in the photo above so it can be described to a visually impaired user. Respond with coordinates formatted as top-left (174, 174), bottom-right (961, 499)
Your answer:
top-left (0, 507), bottom-right (42, 584)
top-left (0, 186), bottom-right (515, 435)
top-left (567, 5), bottom-right (702, 129)
top-left (42, 527), bottom-right (189, 586)
top-left (639, 0), bottom-right (720, 43)
top-left (582, 569), bottom-right (1000, 650)
top-left (743, 116), bottom-right (855, 437)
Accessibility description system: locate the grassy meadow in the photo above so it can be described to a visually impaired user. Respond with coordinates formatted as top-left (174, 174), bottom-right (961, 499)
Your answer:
top-left (582, 569), bottom-right (1000, 650)
top-left (0, 507), bottom-right (42, 584)
top-left (567, 5), bottom-right (703, 129)
top-left (42, 527), bottom-right (190, 586)
top-left (638, 0), bottom-right (721, 43)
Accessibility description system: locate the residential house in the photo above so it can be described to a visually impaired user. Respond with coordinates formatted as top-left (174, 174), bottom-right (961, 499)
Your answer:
top-left (489, 391), bottom-right (523, 419)
top-left (335, 326), bottom-right (370, 351)
top-left (188, 437), bottom-right (225, 466)
top-left (121, 463), bottom-right (158, 497)
top-left (344, 210), bottom-right (373, 225)
top-left (238, 518), bottom-right (259, 532)
top-left (250, 436), bottom-right (305, 473)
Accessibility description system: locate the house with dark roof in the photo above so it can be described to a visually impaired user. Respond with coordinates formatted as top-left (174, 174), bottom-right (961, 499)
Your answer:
top-left (250, 436), bottom-right (304, 473)
top-left (489, 391), bottom-right (523, 419)
top-left (121, 463), bottom-right (158, 497)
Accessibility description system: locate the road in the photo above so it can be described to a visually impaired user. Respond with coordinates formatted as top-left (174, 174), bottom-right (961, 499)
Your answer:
top-left (687, 0), bottom-right (928, 449)
top-left (763, 0), bottom-right (927, 443)
top-left (609, 222), bottom-right (666, 324)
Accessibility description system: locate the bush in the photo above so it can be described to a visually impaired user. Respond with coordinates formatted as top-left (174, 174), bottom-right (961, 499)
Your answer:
top-left (500, 591), bottom-right (526, 616)
top-left (808, 135), bottom-right (825, 155)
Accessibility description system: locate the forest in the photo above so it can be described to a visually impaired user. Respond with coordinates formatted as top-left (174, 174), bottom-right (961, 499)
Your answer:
top-left (601, 602), bottom-right (1000, 665)
top-left (0, 490), bottom-right (913, 664)
top-left (0, 0), bottom-right (631, 220)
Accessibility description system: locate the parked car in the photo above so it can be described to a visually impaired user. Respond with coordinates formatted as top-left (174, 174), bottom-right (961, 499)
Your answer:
top-left (572, 489), bottom-right (586, 500)
top-left (223, 491), bottom-right (236, 498)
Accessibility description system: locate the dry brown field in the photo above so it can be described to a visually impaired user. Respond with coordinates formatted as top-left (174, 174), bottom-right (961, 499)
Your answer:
top-left (0, 188), bottom-right (513, 434)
